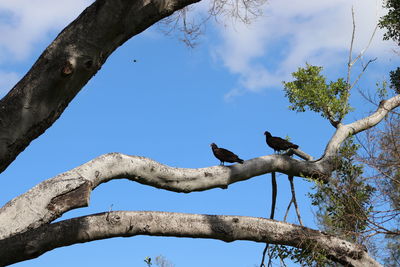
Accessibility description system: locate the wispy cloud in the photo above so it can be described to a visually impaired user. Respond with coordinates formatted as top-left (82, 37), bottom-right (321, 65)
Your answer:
top-left (0, 1), bottom-right (92, 96)
top-left (0, 71), bottom-right (19, 97)
top-left (212, 0), bottom-right (396, 98)
top-left (0, 0), bottom-right (93, 63)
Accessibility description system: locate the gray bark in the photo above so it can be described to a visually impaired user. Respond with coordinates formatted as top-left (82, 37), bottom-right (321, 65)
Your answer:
top-left (0, 211), bottom-right (381, 267)
top-left (0, 0), bottom-right (200, 174)
top-left (0, 152), bottom-right (327, 240)
top-left (0, 0), bottom-right (398, 266)
top-left (322, 96), bottom-right (400, 159)
top-left (0, 94), bottom-right (398, 265)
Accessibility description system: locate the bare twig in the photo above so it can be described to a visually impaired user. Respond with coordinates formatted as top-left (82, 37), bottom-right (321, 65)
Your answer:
top-left (283, 199), bottom-right (293, 222)
top-left (289, 176), bottom-right (303, 226)
top-left (350, 23), bottom-right (378, 68)
top-left (260, 172), bottom-right (277, 267)
top-left (349, 57), bottom-right (377, 91)
top-left (346, 7), bottom-right (379, 98)
top-left (347, 6), bottom-right (356, 86)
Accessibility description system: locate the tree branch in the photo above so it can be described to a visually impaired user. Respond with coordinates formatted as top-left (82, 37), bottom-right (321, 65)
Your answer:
top-left (2, 94), bottom-right (399, 241)
top-left (0, 153), bottom-right (328, 240)
top-left (0, 211), bottom-right (381, 267)
top-left (0, 0), bottom-right (200, 174)
top-left (288, 175), bottom-right (303, 226)
top-left (259, 172), bottom-right (277, 267)
top-left (322, 94), bottom-right (400, 159)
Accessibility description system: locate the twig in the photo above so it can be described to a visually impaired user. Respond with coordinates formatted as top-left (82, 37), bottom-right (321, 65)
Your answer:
top-left (346, 6), bottom-right (378, 99)
top-left (260, 172), bottom-right (277, 267)
top-left (349, 58), bottom-right (377, 91)
top-left (350, 23), bottom-right (378, 68)
top-left (289, 176), bottom-right (303, 226)
top-left (347, 6), bottom-right (356, 86)
top-left (106, 204), bottom-right (114, 221)
top-left (283, 199), bottom-right (293, 222)
top-left (284, 148), bottom-right (313, 161)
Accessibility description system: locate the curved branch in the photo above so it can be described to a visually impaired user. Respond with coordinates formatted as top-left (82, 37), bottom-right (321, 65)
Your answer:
top-left (0, 153), bottom-right (328, 240)
top-left (1, 95), bottom-right (398, 241)
top-left (322, 94), bottom-right (400, 159)
top-left (0, 211), bottom-right (381, 267)
top-left (0, 0), bottom-right (200, 174)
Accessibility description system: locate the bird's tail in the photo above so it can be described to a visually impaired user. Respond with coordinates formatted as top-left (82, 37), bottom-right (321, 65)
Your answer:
top-left (238, 158), bottom-right (244, 164)
top-left (292, 145), bottom-right (299, 149)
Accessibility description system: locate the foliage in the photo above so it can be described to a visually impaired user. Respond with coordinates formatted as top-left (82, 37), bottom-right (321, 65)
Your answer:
top-left (309, 138), bottom-right (374, 244)
top-left (376, 80), bottom-right (389, 99)
top-left (283, 64), bottom-right (352, 123)
top-left (384, 235), bottom-right (400, 266)
top-left (144, 255), bottom-right (174, 267)
top-left (144, 256), bottom-right (152, 266)
top-left (380, 0), bottom-right (400, 96)
top-left (377, 118), bottom-right (400, 211)
top-left (379, 0), bottom-right (400, 46)
top-left (154, 255), bottom-right (175, 267)
top-left (390, 67), bottom-right (400, 94)
top-left (269, 244), bottom-right (330, 266)
top-left (377, 3), bottom-right (400, 264)
top-left (370, 114), bottom-right (400, 265)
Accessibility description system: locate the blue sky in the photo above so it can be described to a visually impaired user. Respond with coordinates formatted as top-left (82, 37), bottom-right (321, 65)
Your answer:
top-left (0, 0), bottom-right (399, 266)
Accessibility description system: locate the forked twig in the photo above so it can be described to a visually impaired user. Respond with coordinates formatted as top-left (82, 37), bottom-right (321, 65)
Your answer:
top-left (289, 176), bottom-right (303, 226)
top-left (346, 6), bottom-right (379, 92)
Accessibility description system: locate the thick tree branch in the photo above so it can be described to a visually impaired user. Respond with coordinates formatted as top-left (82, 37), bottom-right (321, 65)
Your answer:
top-left (0, 0), bottom-right (200, 174)
top-left (2, 94), bottom-right (399, 240)
top-left (0, 211), bottom-right (381, 267)
top-left (0, 94), bottom-right (398, 246)
top-left (322, 94), bottom-right (400, 159)
top-left (0, 153), bottom-right (328, 240)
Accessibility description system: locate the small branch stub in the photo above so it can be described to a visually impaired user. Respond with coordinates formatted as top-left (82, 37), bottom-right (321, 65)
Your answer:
top-left (61, 61), bottom-right (74, 76)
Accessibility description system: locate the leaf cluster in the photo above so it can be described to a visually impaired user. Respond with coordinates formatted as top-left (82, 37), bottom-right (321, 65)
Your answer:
top-left (384, 235), bottom-right (400, 266)
top-left (376, 117), bottom-right (400, 211)
top-left (269, 244), bottom-right (330, 267)
top-left (379, 0), bottom-right (400, 46)
top-left (309, 138), bottom-right (374, 243)
top-left (390, 67), bottom-right (400, 94)
top-left (283, 64), bottom-right (352, 123)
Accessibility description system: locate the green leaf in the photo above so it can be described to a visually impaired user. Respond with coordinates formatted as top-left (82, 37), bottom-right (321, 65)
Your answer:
top-left (283, 64), bottom-right (352, 122)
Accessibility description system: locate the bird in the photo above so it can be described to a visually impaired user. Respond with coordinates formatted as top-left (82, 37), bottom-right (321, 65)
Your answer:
top-left (264, 131), bottom-right (299, 153)
top-left (210, 143), bottom-right (244, 165)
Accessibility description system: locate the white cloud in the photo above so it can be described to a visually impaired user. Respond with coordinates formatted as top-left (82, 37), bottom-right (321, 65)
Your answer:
top-left (212, 0), bottom-right (397, 98)
top-left (0, 0), bottom-right (93, 62)
top-left (0, 71), bottom-right (19, 97)
top-left (223, 88), bottom-right (245, 102)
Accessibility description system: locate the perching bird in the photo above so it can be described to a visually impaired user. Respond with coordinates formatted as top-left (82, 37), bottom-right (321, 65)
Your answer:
top-left (210, 143), bottom-right (244, 165)
top-left (264, 131), bottom-right (299, 152)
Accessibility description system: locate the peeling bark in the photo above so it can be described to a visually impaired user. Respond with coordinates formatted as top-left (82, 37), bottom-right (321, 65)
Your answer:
top-left (0, 211), bottom-right (381, 267)
top-left (0, 0), bottom-right (200, 174)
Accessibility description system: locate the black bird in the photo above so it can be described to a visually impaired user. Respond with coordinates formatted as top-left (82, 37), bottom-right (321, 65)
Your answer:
top-left (264, 131), bottom-right (299, 152)
top-left (210, 143), bottom-right (244, 165)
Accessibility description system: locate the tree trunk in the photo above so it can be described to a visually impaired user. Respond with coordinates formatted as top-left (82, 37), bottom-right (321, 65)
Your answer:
top-left (0, 0), bottom-right (200, 174)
